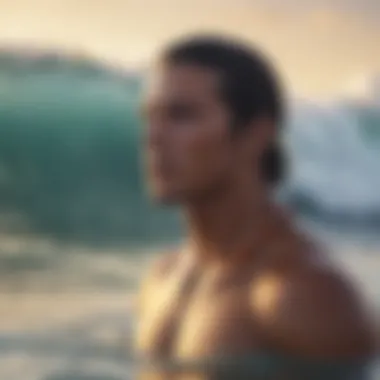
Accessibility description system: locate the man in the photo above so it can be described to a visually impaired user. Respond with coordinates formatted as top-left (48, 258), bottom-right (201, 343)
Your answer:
top-left (135, 35), bottom-right (376, 379)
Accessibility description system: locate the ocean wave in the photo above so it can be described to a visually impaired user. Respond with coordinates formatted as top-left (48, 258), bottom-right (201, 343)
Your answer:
top-left (283, 96), bottom-right (380, 225)
top-left (0, 50), bottom-right (379, 237)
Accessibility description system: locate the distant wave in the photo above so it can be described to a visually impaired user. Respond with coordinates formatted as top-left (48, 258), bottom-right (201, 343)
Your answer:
top-left (282, 98), bottom-right (380, 228)
top-left (0, 49), bottom-right (379, 239)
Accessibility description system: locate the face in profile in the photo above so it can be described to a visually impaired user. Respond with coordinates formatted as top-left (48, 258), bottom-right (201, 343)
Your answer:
top-left (143, 63), bottom-right (242, 204)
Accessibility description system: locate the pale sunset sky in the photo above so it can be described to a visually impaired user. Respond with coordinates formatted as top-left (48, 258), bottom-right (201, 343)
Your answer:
top-left (0, 0), bottom-right (379, 98)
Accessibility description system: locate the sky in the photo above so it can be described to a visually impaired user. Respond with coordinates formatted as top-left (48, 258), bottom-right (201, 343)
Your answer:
top-left (0, 0), bottom-right (379, 98)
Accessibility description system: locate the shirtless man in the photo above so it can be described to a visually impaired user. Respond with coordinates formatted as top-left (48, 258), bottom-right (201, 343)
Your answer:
top-left (135, 35), bottom-right (376, 379)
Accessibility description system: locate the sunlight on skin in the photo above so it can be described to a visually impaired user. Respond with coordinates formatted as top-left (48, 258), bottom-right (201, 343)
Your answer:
top-left (251, 274), bottom-right (283, 316)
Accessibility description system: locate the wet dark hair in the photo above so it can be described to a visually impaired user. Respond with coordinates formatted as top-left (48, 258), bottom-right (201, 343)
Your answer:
top-left (161, 35), bottom-right (285, 186)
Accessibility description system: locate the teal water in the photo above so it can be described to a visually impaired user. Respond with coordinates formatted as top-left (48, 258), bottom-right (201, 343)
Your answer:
top-left (0, 51), bottom-right (182, 244)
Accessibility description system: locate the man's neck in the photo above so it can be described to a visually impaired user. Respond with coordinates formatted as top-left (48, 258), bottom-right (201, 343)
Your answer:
top-left (184, 179), bottom-right (282, 264)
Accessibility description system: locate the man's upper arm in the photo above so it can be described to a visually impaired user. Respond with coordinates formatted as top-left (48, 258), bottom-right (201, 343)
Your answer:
top-left (253, 267), bottom-right (376, 359)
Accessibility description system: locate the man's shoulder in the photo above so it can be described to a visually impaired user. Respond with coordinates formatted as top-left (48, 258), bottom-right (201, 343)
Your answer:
top-left (143, 249), bottom-right (180, 281)
top-left (251, 241), bottom-right (375, 357)
top-left (251, 241), bottom-right (349, 317)
top-left (252, 238), bottom-right (366, 315)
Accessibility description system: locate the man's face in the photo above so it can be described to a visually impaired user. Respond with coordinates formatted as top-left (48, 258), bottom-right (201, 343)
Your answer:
top-left (143, 63), bottom-right (245, 204)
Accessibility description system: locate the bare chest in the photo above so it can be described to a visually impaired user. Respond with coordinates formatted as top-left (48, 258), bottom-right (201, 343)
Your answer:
top-left (136, 274), bottom-right (260, 361)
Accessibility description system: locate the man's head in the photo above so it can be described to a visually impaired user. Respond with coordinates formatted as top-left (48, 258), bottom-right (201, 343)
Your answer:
top-left (143, 35), bottom-right (285, 204)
